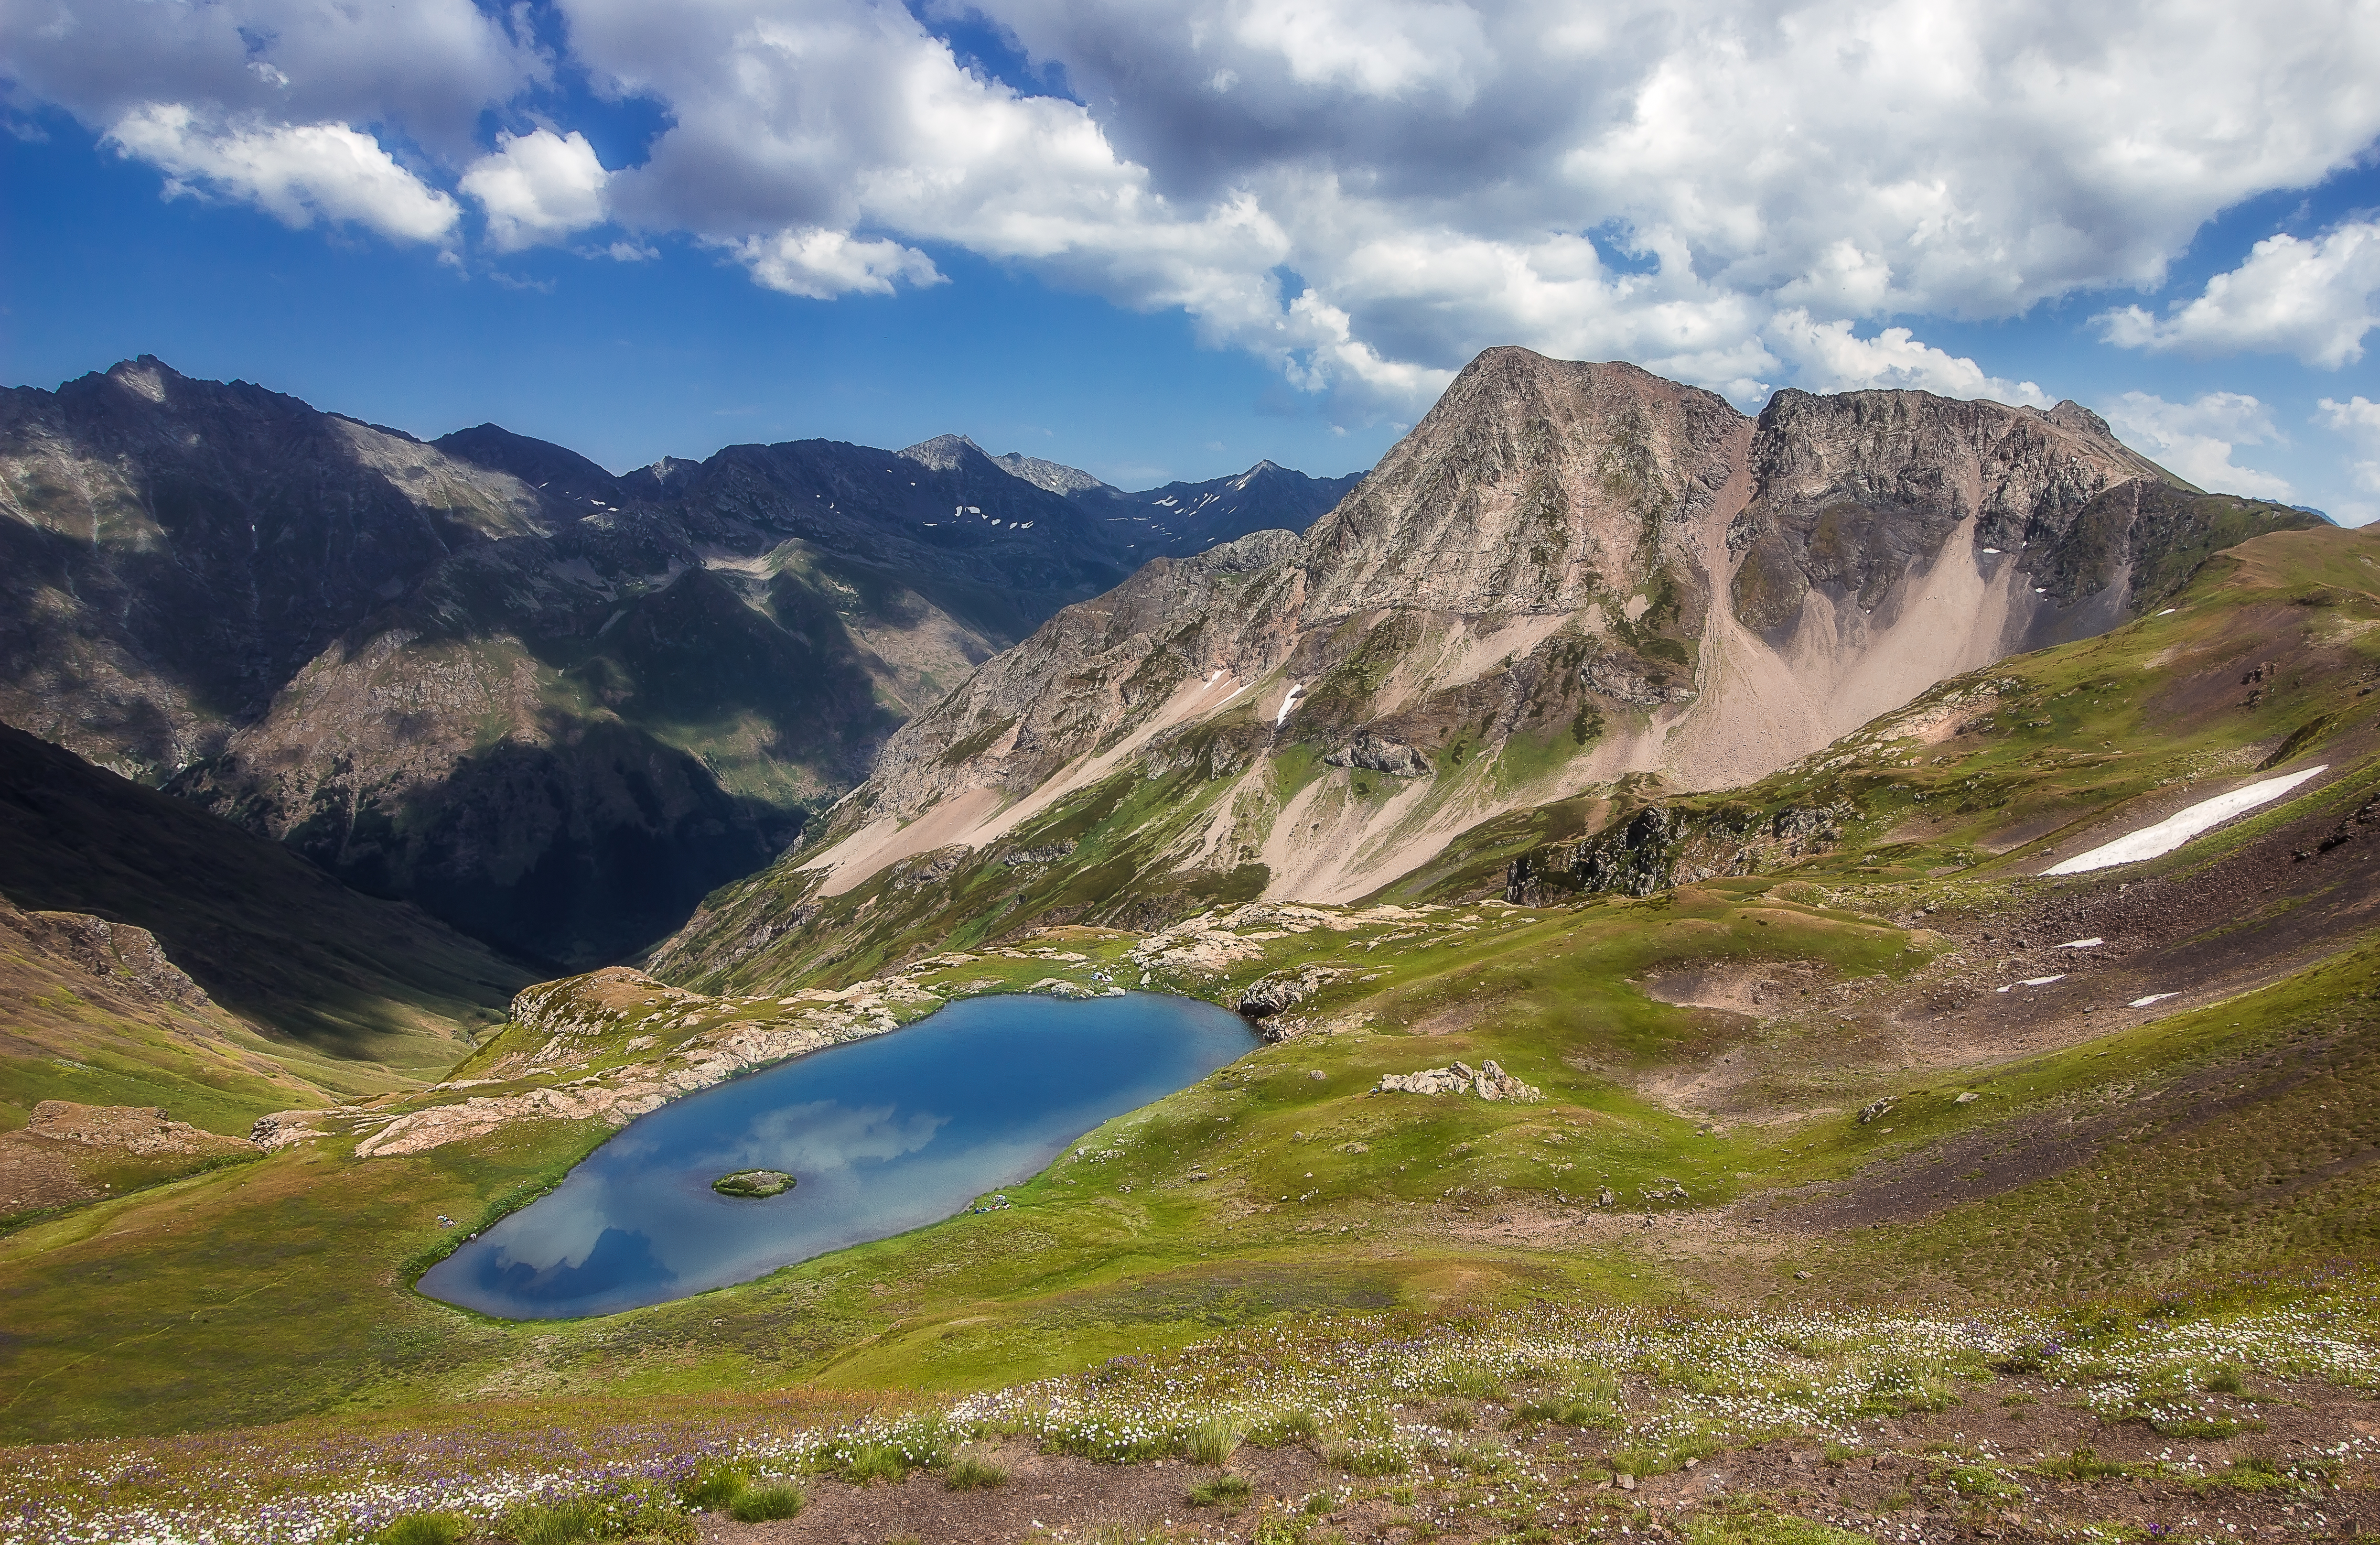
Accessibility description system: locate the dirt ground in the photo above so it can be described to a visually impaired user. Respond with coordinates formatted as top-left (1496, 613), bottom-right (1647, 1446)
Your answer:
top-left (702, 1371), bottom-right (2380, 1543)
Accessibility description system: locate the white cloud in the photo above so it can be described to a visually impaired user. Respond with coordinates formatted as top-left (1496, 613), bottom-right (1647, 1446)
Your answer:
top-left (2319, 396), bottom-right (2380, 495)
top-left (461, 129), bottom-right (611, 251)
top-left (551, 0), bottom-right (2380, 411)
top-left (726, 227), bottom-right (944, 299)
top-left (1764, 309), bottom-right (2048, 405)
top-left (1229, 0), bottom-right (1492, 103)
top-left (102, 103), bottom-right (460, 244)
top-left (2100, 391), bottom-right (2294, 500)
top-left (0, 0), bottom-right (537, 158)
top-left (13, 0), bottom-right (2380, 415)
top-left (2099, 221), bottom-right (2380, 368)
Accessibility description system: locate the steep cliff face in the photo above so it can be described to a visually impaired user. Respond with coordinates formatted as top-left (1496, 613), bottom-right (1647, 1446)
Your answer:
top-left (1728, 390), bottom-right (2173, 639)
top-left (655, 347), bottom-right (2318, 991)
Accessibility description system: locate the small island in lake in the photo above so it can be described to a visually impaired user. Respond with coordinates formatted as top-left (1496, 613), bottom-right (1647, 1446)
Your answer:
top-left (711, 1169), bottom-right (795, 1198)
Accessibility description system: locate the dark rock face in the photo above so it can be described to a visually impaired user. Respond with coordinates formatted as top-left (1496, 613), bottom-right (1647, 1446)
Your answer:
top-left (0, 721), bottom-right (528, 1061)
top-left (1504, 802), bottom-right (1848, 903)
top-left (1111, 461), bottom-right (1367, 558)
top-left (988, 447), bottom-right (1363, 559)
top-left (18, 910), bottom-right (211, 1006)
top-left (0, 357), bottom-right (562, 775)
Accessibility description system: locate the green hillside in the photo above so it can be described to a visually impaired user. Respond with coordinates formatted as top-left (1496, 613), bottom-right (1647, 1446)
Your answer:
top-left (0, 724), bottom-right (535, 1127)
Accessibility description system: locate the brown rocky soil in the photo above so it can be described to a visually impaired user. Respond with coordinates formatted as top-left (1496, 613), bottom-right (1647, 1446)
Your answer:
top-left (0, 1101), bottom-right (255, 1216)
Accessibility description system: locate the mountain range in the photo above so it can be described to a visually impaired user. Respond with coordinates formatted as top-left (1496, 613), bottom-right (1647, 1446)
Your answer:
top-left (0, 357), bottom-right (1358, 965)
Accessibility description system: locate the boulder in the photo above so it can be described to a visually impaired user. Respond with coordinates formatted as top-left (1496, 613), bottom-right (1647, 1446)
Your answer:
top-left (1234, 965), bottom-right (1341, 1019)
top-left (1373, 1059), bottom-right (1540, 1102)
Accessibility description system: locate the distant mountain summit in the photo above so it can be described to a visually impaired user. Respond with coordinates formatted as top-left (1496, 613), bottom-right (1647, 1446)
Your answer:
top-left (980, 447), bottom-right (1364, 558)
top-left (993, 450), bottom-right (1116, 499)
top-left (1119, 458), bottom-right (1366, 556)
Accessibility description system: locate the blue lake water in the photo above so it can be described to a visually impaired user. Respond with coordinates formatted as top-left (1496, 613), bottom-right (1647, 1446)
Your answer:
top-left (417, 991), bottom-right (1259, 1320)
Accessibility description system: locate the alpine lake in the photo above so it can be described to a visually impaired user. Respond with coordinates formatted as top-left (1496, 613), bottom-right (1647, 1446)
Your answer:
top-left (417, 992), bottom-right (1260, 1319)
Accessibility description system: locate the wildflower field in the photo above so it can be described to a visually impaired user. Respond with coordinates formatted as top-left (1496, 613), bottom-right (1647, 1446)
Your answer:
top-left (11, 1285), bottom-right (2379, 1545)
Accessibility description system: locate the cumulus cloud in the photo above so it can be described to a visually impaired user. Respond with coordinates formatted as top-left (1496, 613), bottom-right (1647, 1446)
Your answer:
top-left (0, 0), bottom-right (538, 158)
top-left (102, 103), bottom-right (460, 244)
top-left (726, 227), bottom-right (944, 299)
top-left (548, 0), bottom-right (2380, 409)
top-left (2099, 221), bottom-right (2380, 368)
top-left (1765, 309), bottom-right (2048, 405)
top-left (2319, 396), bottom-right (2380, 495)
top-left (461, 129), bottom-right (611, 250)
top-left (2101, 391), bottom-right (2294, 500)
top-left (12, 0), bottom-right (2380, 411)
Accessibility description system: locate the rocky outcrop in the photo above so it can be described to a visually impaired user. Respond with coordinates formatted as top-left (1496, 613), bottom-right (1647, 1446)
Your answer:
top-left (1234, 964), bottom-right (1347, 1020)
top-left (1505, 802), bottom-right (1848, 903)
top-left (0, 1102), bottom-right (258, 1217)
top-left (19, 912), bottom-right (211, 1006)
top-left (1324, 734), bottom-right (1432, 776)
top-left (1581, 650), bottom-right (1697, 707)
top-left (250, 1111), bottom-right (335, 1150)
top-left (1374, 1059), bottom-right (1541, 1102)
top-left (343, 965), bottom-right (945, 1159)
top-left (24, 1101), bottom-right (255, 1158)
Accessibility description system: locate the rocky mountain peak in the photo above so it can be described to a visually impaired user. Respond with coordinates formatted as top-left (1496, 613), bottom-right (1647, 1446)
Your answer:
top-left (1301, 346), bottom-right (1746, 621)
top-left (994, 450), bottom-right (1118, 497)
top-left (433, 423), bottom-right (624, 508)
top-left (897, 432), bottom-right (992, 472)
top-left (2043, 398), bottom-right (2126, 445)
top-left (101, 354), bottom-right (185, 404)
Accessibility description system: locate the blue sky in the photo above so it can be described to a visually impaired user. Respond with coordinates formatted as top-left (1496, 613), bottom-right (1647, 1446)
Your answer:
top-left (4, 0), bottom-right (2379, 511)
top-left (1, 111), bottom-right (1371, 486)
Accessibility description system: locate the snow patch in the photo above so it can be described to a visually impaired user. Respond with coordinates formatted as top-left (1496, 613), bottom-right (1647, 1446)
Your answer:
top-left (2044, 765), bottom-right (2328, 875)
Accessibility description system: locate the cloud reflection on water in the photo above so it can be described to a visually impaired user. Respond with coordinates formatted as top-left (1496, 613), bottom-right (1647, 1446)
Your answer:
top-left (418, 993), bottom-right (1255, 1318)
